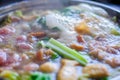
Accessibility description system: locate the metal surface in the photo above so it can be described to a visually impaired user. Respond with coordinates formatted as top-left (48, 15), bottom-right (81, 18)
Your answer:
top-left (0, 0), bottom-right (63, 18)
top-left (0, 0), bottom-right (120, 23)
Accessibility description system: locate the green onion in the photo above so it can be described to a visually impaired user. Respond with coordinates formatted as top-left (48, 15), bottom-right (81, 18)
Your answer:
top-left (51, 27), bottom-right (61, 31)
top-left (37, 41), bottom-right (46, 48)
top-left (0, 16), bottom-right (12, 27)
top-left (37, 17), bottom-right (46, 25)
top-left (41, 37), bottom-right (50, 42)
top-left (0, 70), bottom-right (19, 80)
top-left (100, 77), bottom-right (109, 80)
top-left (20, 73), bottom-right (31, 80)
top-left (37, 37), bottom-right (50, 48)
top-left (39, 74), bottom-right (51, 80)
top-left (46, 38), bottom-right (87, 66)
top-left (30, 72), bottom-right (51, 80)
top-left (21, 75), bottom-right (31, 80)
top-left (112, 16), bottom-right (117, 22)
top-left (37, 40), bottom-right (59, 59)
top-left (51, 51), bottom-right (59, 59)
top-left (31, 72), bottom-right (40, 80)
top-left (15, 10), bottom-right (23, 17)
top-left (111, 28), bottom-right (120, 36)
top-left (36, 16), bottom-right (49, 29)
top-left (61, 7), bottom-right (80, 16)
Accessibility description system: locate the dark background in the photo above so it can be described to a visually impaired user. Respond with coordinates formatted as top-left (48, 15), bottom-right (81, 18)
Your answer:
top-left (93, 0), bottom-right (120, 4)
top-left (0, 0), bottom-right (22, 6)
top-left (0, 0), bottom-right (120, 8)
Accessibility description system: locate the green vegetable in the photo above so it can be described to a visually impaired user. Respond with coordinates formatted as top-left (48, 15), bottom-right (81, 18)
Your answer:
top-left (37, 41), bottom-right (46, 48)
top-left (37, 37), bottom-right (50, 48)
top-left (111, 28), bottom-right (120, 36)
top-left (46, 38), bottom-right (87, 66)
top-left (37, 40), bottom-right (59, 59)
top-left (37, 17), bottom-right (46, 25)
top-left (0, 70), bottom-right (19, 80)
top-left (61, 7), bottom-right (80, 17)
top-left (0, 16), bottom-right (12, 27)
top-left (15, 10), bottom-right (23, 17)
top-left (41, 37), bottom-right (50, 42)
top-left (39, 74), bottom-right (51, 80)
top-left (51, 51), bottom-right (59, 59)
top-left (36, 16), bottom-right (48, 29)
top-left (112, 16), bottom-right (117, 22)
top-left (51, 27), bottom-right (61, 31)
top-left (30, 72), bottom-right (51, 80)
top-left (21, 75), bottom-right (31, 80)
top-left (31, 72), bottom-right (40, 80)
top-left (100, 77), bottom-right (109, 80)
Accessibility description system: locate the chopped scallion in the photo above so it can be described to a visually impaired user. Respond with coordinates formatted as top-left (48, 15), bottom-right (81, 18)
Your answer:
top-left (46, 38), bottom-right (87, 66)
top-left (37, 41), bottom-right (46, 48)
top-left (30, 72), bottom-right (51, 80)
top-left (51, 51), bottom-right (59, 59)
top-left (100, 77), bottom-right (109, 80)
top-left (15, 10), bottom-right (23, 17)
top-left (111, 28), bottom-right (120, 36)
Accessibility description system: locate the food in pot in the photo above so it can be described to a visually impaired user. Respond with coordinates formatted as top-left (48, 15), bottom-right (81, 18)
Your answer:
top-left (0, 3), bottom-right (120, 80)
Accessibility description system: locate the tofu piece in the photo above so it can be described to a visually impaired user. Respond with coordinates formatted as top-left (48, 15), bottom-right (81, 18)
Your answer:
top-left (57, 66), bottom-right (78, 80)
top-left (82, 64), bottom-right (109, 78)
top-left (39, 62), bottom-right (58, 73)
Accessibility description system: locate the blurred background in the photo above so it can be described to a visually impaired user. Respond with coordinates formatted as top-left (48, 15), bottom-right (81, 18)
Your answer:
top-left (93, 0), bottom-right (120, 4)
top-left (0, 0), bottom-right (120, 9)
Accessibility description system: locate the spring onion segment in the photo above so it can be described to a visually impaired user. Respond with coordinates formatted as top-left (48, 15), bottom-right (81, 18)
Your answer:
top-left (46, 38), bottom-right (87, 66)
top-left (51, 51), bottom-right (59, 59)
top-left (15, 10), bottom-right (23, 17)
top-left (0, 70), bottom-right (19, 80)
top-left (31, 72), bottom-right (51, 80)
top-left (111, 28), bottom-right (120, 36)
top-left (100, 77), bottom-right (109, 80)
